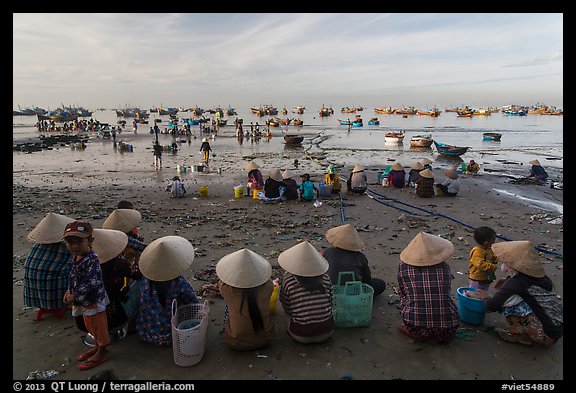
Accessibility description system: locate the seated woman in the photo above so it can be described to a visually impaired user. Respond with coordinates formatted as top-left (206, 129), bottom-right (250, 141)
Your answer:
top-left (465, 159), bottom-right (480, 175)
top-left (136, 236), bottom-right (199, 346)
top-left (435, 166), bottom-right (460, 196)
top-left (278, 241), bottom-right (335, 344)
top-left (475, 241), bottom-right (562, 346)
top-left (324, 164), bottom-right (342, 194)
top-left (527, 159), bottom-right (548, 181)
top-left (407, 161), bottom-right (423, 186)
top-left (346, 164), bottom-right (367, 194)
top-left (245, 161), bottom-right (264, 196)
top-left (386, 162), bottom-right (406, 188)
top-left (24, 212), bottom-right (75, 321)
top-left (397, 232), bottom-right (460, 344)
top-left (415, 169), bottom-right (435, 198)
top-left (264, 169), bottom-right (286, 199)
top-left (216, 248), bottom-right (276, 351)
top-left (165, 176), bottom-right (186, 198)
top-left (281, 169), bottom-right (299, 200)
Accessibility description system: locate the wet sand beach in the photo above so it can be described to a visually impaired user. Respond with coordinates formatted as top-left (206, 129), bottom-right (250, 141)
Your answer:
top-left (12, 138), bottom-right (563, 381)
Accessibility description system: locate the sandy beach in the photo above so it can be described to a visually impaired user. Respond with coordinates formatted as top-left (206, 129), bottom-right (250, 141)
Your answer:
top-left (12, 145), bottom-right (564, 383)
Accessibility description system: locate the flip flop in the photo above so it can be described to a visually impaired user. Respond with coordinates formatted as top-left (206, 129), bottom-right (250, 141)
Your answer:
top-left (77, 349), bottom-right (97, 362)
top-left (77, 356), bottom-right (110, 370)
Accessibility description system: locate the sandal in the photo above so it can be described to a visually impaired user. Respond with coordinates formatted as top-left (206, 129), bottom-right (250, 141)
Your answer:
top-left (397, 324), bottom-right (427, 342)
top-left (77, 348), bottom-right (97, 362)
top-left (77, 356), bottom-right (110, 370)
top-left (495, 328), bottom-right (533, 346)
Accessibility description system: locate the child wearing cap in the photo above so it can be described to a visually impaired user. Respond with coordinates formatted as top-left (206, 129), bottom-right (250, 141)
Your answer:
top-left (62, 221), bottom-right (111, 370)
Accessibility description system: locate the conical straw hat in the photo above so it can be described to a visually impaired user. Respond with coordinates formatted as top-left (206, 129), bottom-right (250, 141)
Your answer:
top-left (282, 169), bottom-right (295, 179)
top-left (278, 241), bottom-right (329, 277)
top-left (492, 241), bottom-right (545, 278)
top-left (419, 158), bottom-right (432, 165)
top-left (139, 236), bottom-right (195, 281)
top-left (411, 161), bottom-right (424, 170)
top-left (419, 169), bottom-right (434, 179)
top-left (392, 163), bottom-right (404, 171)
top-left (27, 212), bottom-right (76, 244)
top-left (92, 229), bottom-right (128, 264)
top-left (245, 161), bottom-right (260, 171)
top-left (400, 232), bottom-right (454, 266)
top-left (268, 169), bottom-right (283, 182)
top-left (102, 209), bottom-right (141, 233)
top-left (529, 159), bottom-right (541, 166)
top-left (216, 248), bottom-right (272, 288)
top-left (352, 164), bottom-right (364, 173)
top-left (325, 223), bottom-right (366, 251)
top-left (444, 166), bottom-right (459, 179)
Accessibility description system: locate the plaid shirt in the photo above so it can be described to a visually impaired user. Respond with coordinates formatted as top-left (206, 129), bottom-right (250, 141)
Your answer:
top-left (24, 242), bottom-right (71, 309)
top-left (397, 261), bottom-right (459, 328)
top-left (415, 177), bottom-right (435, 197)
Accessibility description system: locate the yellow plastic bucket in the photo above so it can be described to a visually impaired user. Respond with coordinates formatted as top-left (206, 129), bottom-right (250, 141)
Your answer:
top-left (199, 186), bottom-right (209, 197)
top-left (253, 189), bottom-right (262, 199)
top-left (234, 186), bottom-right (243, 199)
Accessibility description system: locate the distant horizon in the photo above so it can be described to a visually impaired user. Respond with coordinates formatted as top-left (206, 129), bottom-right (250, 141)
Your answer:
top-left (14, 13), bottom-right (563, 111)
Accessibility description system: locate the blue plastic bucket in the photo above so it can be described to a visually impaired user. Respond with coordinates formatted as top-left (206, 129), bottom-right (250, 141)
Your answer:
top-left (456, 287), bottom-right (486, 325)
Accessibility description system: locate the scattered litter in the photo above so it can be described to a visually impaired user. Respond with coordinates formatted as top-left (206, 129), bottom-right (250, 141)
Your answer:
top-left (313, 200), bottom-right (322, 208)
top-left (257, 354), bottom-right (268, 358)
top-left (547, 216), bottom-right (563, 225)
top-left (26, 370), bottom-right (58, 380)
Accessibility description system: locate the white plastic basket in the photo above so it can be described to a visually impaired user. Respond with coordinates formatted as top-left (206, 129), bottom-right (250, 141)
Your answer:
top-left (171, 299), bottom-right (209, 367)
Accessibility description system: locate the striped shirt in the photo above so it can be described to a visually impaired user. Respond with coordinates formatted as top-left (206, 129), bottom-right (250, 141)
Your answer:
top-left (24, 242), bottom-right (71, 309)
top-left (397, 261), bottom-right (459, 328)
top-left (279, 272), bottom-right (334, 337)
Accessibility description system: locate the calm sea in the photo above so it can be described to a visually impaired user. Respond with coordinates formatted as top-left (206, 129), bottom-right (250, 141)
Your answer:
top-left (13, 104), bottom-right (563, 183)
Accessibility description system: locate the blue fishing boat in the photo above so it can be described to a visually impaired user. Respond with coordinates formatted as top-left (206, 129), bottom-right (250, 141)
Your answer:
top-left (352, 121), bottom-right (363, 127)
top-left (367, 118), bottom-right (380, 125)
top-left (482, 132), bottom-right (502, 141)
top-left (339, 119), bottom-right (351, 125)
top-left (434, 141), bottom-right (469, 156)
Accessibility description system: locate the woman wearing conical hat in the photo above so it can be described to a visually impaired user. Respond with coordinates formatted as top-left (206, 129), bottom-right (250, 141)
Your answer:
top-left (23, 212), bottom-right (76, 320)
top-left (216, 248), bottom-right (276, 351)
top-left (245, 161), bottom-right (264, 196)
top-left (346, 164), bottom-right (367, 194)
top-left (435, 165), bottom-right (460, 196)
top-left (102, 208), bottom-right (147, 265)
top-left (278, 241), bottom-right (335, 344)
top-left (386, 162), bottom-right (406, 188)
top-left (264, 169), bottom-right (285, 199)
top-left (397, 232), bottom-right (459, 344)
top-left (136, 236), bottom-right (199, 347)
top-left (281, 169), bottom-right (299, 200)
top-left (527, 159), bottom-right (549, 181)
top-left (323, 224), bottom-right (386, 296)
top-left (407, 161), bottom-right (424, 186)
top-left (419, 158), bottom-right (433, 171)
top-left (475, 241), bottom-right (563, 346)
top-left (415, 168), bottom-right (435, 198)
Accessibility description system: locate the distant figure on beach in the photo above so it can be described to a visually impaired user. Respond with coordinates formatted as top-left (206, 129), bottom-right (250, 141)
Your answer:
top-left (200, 137), bottom-right (212, 164)
top-left (465, 159), bottom-right (480, 175)
top-left (397, 232), bottom-right (459, 344)
top-left (527, 159), bottom-right (548, 181)
top-left (299, 173), bottom-right (318, 201)
top-left (346, 164), bottom-right (367, 194)
top-left (407, 161), bottom-right (423, 186)
top-left (386, 163), bottom-right (406, 188)
top-left (166, 176), bottom-right (186, 198)
top-left (476, 240), bottom-right (563, 346)
top-left (137, 236), bottom-right (199, 347)
top-left (153, 141), bottom-right (162, 169)
top-left (24, 212), bottom-right (75, 321)
top-left (281, 169), bottom-right (299, 200)
top-left (216, 248), bottom-right (276, 351)
top-left (278, 241), bottom-right (335, 344)
top-left (468, 226), bottom-right (498, 291)
top-left (324, 164), bottom-right (342, 194)
top-left (435, 166), bottom-right (460, 196)
top-left (415, 169), bottom-right (435, 198)
top-left (245, 161), bottom-right (264, 196)
top-left (62, 221), bottom-right (111, 370)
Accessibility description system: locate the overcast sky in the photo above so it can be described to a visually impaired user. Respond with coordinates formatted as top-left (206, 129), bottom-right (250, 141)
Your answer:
top-left (13, 13), bottom-right (563, 110)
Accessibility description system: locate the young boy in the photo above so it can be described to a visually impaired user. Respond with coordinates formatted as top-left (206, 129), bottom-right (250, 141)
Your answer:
top-left (468, 226), bottom-right (498, 291)
top-left (299, 173), bottom-right (318, 201)
top-left (62, 221), bottom-right (111, 370)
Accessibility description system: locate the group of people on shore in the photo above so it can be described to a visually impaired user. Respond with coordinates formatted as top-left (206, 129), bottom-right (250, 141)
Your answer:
top-left (23, 195), bottom-right (562, 372)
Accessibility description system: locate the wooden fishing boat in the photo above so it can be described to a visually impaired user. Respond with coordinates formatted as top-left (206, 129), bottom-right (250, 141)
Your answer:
top-left (482, 132), bottom-right (502, 141)
top-left (274, 117), bottom-right (292, 125)
top-left (292, 106), bottom-right (305, 114)
top-left (217, 118), bottom-right (228, 126)
top-left (157, 107), bottom-right (179, 116)
top-left (341, 107), bottom-right (357, 113)
top-left (293, 119), bottom-right (304, 126)
top-left (280, 107), bottom-right (288, 115)
top-left (434, 141), bottom-right (470, 156)
top-left (267, 119), bottom-right (280, 127)
top-left (367, 118), bottom-right (380, 125)
top-left (374, 106), bottom-right (394, 114)
top-left (417, 109), bottom-right (441, 117)
top-left (410, 134), bottom-right (433, 147)
top-left (319, 105), bottom-right (334, 117)
top-left (338, 119), bottom-right (352, 125)
top-left (284, 135), bottom-right (304, 144)
top-left (384, 131), bottom-right (405, 144)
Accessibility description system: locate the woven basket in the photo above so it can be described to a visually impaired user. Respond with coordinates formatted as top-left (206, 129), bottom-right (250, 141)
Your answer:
top-left (171, 299), bottom-right (209, 367)
top-left (332, 272), bottom-right (374, 328)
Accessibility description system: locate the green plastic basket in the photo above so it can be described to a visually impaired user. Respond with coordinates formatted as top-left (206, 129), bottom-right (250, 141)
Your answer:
top-left (332, 272), bottom-right (374, 328)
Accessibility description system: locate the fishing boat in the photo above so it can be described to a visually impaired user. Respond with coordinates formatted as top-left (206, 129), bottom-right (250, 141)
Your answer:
top-left (434, 141), bottom-right (470, 156)
top-left (384, 131), bottom-right (405, 144)
top-left (482, 132), bottom-right (502, 141)
top-left (293, 119), bottom-right (304, 126)
top-left (284, 135), bottom-right (304, 144)
top-left (341, 107), bottom-right (357, 113)
top-left (292, 106), bottom-right (305, 114)
top-left (367, 118), bottom-right (379, 125)
top-left (374, 106), bottom-right (394, 114)
top-left (266, 119), bottom-right (280, 127)
top-left (274, 117), bottom-right (292, 125)
top-left (410, 134), bottom-right (433, 147)
top-left (319, 105), bottom-right (334, 117)
top-left (217, 118), bottom-right (228, 126)
top-left (338, 119), bottom-right (352, 125)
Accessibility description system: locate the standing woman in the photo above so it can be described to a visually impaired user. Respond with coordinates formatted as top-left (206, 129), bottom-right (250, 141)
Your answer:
top-left (200, 137), bottom-right (212, 165)
top-left (278, 241), bottom-right (335, 344)
top-left (216, 248), bottom-right (276, 351)
top-left (24, 212), bottom-right (76, 321)
top-left (397, 232), bottom-right (460, 344)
